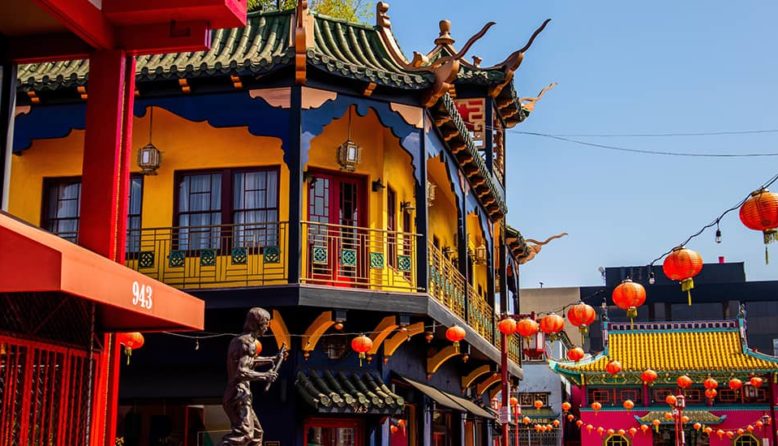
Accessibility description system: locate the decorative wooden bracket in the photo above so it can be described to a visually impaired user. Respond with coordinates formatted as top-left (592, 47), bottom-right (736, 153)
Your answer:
top-left (489, 19), bottom-right (551, 98)
top-left (475, 373), bottom-right (501, 396)
top-left (427, 345), bottom-right (460, 377)
top-left (368, 316), bottom-right (398, 357)
top-left (269, 309), bottom-right (291, 350)
top-left (302, 311), bottom-right (334, 359)
top-left (461, 364), bottom-right (492, 390)
top-left (384, 322), bottom-right (425, 360)
top-left (294, 0), bottom-right (309, 85)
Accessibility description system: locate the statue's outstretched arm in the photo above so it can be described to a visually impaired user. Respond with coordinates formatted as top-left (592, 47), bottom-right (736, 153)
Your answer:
top-left (238, 354), bottom-right (276, 382)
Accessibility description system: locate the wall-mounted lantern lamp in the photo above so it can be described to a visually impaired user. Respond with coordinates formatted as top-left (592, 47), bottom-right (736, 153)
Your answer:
top-left (137, 106), bottom-right (161, 175)
top-left (400, 201), bottom-right (415, 214)
top-left (474, 243), bottom-right (488, 265)
top-left (427, 181), bottom-right (437, 207)
top-left (372, 178), bottom-right (385, 192)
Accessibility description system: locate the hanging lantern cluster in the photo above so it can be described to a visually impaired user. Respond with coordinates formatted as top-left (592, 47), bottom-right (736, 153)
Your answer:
top-left (612, 279), bottom-right (646, 324)
top-left (117, 332), bottom-right (145, 365)
top-left (567, 302), bottom-right (596, 336)
top-left (515, 318), bottom-right (540, 338)
top-left (663, 246), bottom-right (703, 306)
top-left (739, 188), bottom-right (778, 263)
top-left (351, 334), bottom-right (373, 366)
top-left (498, 318), bottom-right (517, 336)
top-left (539, 313), bottom-right (564, 338)
top-left (445, 325), bottom-right (466, 352)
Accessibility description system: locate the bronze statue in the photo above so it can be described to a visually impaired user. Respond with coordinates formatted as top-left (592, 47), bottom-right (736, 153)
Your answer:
top-left (221, 307), bottom-right (285, 446)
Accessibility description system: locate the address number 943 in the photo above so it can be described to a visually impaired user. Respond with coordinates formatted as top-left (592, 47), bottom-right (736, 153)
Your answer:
top-left (132, 281), bottom-right (153, 310)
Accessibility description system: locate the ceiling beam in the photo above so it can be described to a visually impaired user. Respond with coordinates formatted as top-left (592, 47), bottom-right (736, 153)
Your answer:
top-left (32, 0), bottom-right (115, 49)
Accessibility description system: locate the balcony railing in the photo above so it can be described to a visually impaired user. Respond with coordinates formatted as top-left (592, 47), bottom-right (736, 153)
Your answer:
top-left (428, 243), bottom-right (495, 342)
top-left (300, 221), bottom-right (420, 293)
top-left (125, 222), bottom-right (289, 289)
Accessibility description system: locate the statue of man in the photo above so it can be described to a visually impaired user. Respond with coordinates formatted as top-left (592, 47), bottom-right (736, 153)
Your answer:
top-left (221, 307), bottom-right (282, 446)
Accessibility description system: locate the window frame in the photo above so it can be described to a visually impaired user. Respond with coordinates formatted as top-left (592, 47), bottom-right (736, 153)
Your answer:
top-left (387, 186), bottom-right (397, 269)
top-left (734, 434), bottom-right (760, 446)
top-left (172, 166), bottom-right (281, 252)
top-left (605, 434), bottom-right (630, 446)
top-left (41, 176), bottom-right (82, 242)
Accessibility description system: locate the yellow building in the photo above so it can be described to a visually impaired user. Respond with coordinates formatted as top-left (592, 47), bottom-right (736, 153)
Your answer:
top-left (8, 4), bottom-right (547, 446)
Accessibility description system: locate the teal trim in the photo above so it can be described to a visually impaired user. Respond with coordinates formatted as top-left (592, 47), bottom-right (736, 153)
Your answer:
top-left (744, 348), bottom-right (778, 363)
top-left (613, 328), bottom-right (739, 334)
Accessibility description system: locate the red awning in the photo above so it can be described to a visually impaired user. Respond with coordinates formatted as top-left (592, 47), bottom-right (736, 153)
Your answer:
top-left (0, 212), bottom-right (204, 332)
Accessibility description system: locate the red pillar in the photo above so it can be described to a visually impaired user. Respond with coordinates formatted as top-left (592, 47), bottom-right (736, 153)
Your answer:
top-left (78, 49), bottom-right (136, 446)
top-left (501, 333), bottom-right (510, 446)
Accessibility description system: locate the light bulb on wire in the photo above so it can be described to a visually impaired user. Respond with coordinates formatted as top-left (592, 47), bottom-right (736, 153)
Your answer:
top-left (649, 271), bottom-right (656, 285)
top-left (715, 221), bottom-right (722, 244)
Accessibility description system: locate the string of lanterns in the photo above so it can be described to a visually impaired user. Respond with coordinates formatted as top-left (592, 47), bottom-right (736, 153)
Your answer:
top-left (560, 399), bottom-right (773, 438)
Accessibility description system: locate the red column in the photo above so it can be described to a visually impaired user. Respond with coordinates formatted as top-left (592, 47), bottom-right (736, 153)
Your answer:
top-left (78, 49), bottom-right (136, 446)
top-left (501, 333), bottom-right (509, 446)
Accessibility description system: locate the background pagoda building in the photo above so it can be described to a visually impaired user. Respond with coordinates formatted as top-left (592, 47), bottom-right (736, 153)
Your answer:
top-left (549, 311), bottom-right (778, 446)
top-left (6, 2), bottom-right (551, 445)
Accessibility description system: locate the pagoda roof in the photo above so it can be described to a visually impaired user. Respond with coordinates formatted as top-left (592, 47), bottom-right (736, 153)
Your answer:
top-left (637, 411), bottom-right (726, 426)
top-left (17, 4), bottom-right (541, 127)
top-left (549, 319), bottom-right (778, 385)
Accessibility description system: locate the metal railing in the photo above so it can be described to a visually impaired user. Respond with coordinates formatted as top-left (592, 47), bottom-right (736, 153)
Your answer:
top-left (300, 221), bottom-right (420, 293)
top-left (428, 243), bottom-right (495, 343)
top-left (428, 243), bottom-right (467, 319)
top-left (125, 222), bottom-right (289, 289)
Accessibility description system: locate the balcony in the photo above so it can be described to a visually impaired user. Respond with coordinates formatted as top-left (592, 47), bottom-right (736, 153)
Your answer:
top-left (428, 243), bottom-right (495, 342)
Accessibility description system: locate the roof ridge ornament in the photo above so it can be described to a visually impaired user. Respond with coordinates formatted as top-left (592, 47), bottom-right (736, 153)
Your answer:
top-left (489, 18), bottom-right (551, 98)
top-left (376, 2), bottom-right (391, 28)
top-left (435, 20), bottom-right (455, 46)
top-left (294, 0), bottom-right (310, 85)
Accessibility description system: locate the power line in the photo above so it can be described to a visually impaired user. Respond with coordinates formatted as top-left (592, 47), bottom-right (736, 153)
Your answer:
top-left (513, 131), bottom-right (778, 158)
top-left (514, 129), bottom-right (778, 138)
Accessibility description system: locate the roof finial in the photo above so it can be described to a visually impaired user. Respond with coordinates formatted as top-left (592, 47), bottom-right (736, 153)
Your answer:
top-left (435, 19), bottom-right (455, 46)
top-left (376, 2), bottom-right (391, 28)
top-left (472, 56), bottom-right (482, 67)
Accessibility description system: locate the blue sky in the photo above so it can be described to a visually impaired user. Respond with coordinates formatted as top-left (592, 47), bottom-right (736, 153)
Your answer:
top-left (387, 0), bottom-right (778, 287)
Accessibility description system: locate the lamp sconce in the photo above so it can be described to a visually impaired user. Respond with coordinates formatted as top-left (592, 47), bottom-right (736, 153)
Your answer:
top-left (302, 170), bottom-right (317, 185)
top-left (400, 201), bottom-right (415, 214)
top-left (427, 181), bottom-right (436, 207)
top-left (333, 309), bottom-right (347, 331)
top-left (372, 178), bottom-right (385, 192)
top-left (337, 139), bottom-right (361, 172)
top-left (138, 143), bottom-right (161, 175)
top-left (398, 313), bottom-right (411, 328)
top-left (474, 243), bottom-right (488, 265)
top-left (442, 246), bottom-right (453, 258)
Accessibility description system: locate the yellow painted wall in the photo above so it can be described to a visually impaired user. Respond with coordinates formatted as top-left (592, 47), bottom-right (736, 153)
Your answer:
top-left (427, 156), bottom-right (458, 253)
top-left (9, 107), bottom-right (288, 227)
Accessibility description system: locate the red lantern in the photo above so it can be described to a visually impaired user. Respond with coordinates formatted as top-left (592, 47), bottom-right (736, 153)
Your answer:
top-left (693, 423), bottom-right (702, 431)
top-left (567, 303), bottom-right (597, 335)
top-left (617, 429), bottom-right (625, 436)
top-left (607, 429), bottom-right (615, 436)
top-left (515, 318), bottom-right (540, 338)
top-left (747, 425), bottom-right (755, 433)
top-left (750, 376), bottom-right (764, 388)
top-left (662, 246), bottom-right (703, 306)
top-left (703, 377), bottom-right (718, 389)
top-left (498, 318), bottom-right (517, 335)
top-left (510, 396), bottom-right (519, 407)
top-left (562, 402), bottom-right (572, 412)
top-left (653, 419), bottom-right (661, 432)
top-left (629, 427), bottom-right (638, 437)
top-left (729, 378), bottom-right (743, 390)
top-left (568, 414), bottom-right (575, 422)
top-left (553, 420), bottom-right (560, 428)
top-left (623, 400), bottom-right (634, 411)
top-left (726, 431), bottom-right (735, 440)
top-left (704, 427), bottom-right (713, 435)
top-left (705, 388), bottom-right (717, 400)
top-left (664, 412), bottom-right (673, 420)
top-left (665, 395), bottom-right (677, 406)
top-left (755, 421), bottom-right (764, 429)
top-left (117, 332), bottom-right (145, 365)
top-left (390, 425), bottom-right (399, 434)
top-left (640, 425), bottom-right (650, 434)
top-left (739, 188), bottom-right (778, 264)
top-left (737, 428), bottom-right (745, 436)
top-left (641, 369), bottom-right (658, 385)
top-left (534, 400), bottom-right (543, 409)
top-left (576, 419), bottom-right (583, 427)
top-left (681, 416), bottom-right (690, 424)
top-left (605, 360), bottom-right (622, 376)
top-left (591, 401), bottom-right (601, 413)
top-left (539, 314), bottom-right (565, 335)
top-left (716, 429), bottom-right (725, 439)
top-left (677, 375), bottom-right (693, 389)
top-left (597, 427), bottom-right (605, 436)
top-left (523, 417), bottom-right (531, 425)
top-left (587, 424), bottom-right (594, 434)
top-left (612, 279), bottom-right (646, 323)
top-left (351, 334), bottom-right (373, 366)
top-left (567, 347), bottom-right (585, 362)
top-left (445, 325), bottom-right (466, 352)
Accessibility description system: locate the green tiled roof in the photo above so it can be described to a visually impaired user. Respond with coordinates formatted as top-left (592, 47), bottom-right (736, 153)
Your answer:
top-left (18, 11), bottom-right (294, 90)
top-left (296, 369), bottom-right (405, 415)
top-left (637, 411), bottom-right (725, 426)
top-left (521, 408), bottom-right (560, 421)
top-left (506, 226), bottom-right (532, 263)
top-left (309, 14), bottom-right (432, 89)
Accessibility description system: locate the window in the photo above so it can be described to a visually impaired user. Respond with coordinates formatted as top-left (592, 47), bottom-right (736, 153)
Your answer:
top-left (174, 167), bottom-right (280, 251)
top-left (387, 187), bottom-right (397, 268)
top-left (734, 435), bottom-right (759, 446)
top-left (606, 434), bottom-right (630, 446)
top-left (43, 177), bottom-right (81, 242)
top-left (43, 176), bottom-right (143, 250)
